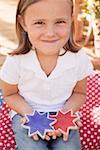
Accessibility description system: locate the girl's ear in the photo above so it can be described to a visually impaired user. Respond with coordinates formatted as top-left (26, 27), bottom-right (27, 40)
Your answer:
top-left (17, 15), bottom-right (28, 32)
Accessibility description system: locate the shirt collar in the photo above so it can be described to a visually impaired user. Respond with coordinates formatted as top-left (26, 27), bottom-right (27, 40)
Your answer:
top-left (21, 49), bottom-right (76, 80)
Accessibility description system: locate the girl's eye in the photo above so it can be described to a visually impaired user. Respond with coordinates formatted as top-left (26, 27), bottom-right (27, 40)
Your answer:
top-left (34, 21), bottom-right (44, 25)
top-left (56, 21), bottom-right (66, 24)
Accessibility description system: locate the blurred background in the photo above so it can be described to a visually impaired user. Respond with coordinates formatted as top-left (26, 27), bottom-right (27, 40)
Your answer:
top-left (0, 0), bottom-right (100, 70)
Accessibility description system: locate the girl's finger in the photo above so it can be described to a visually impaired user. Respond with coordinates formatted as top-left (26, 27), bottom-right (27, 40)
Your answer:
top-left (55, 130), bottom-right (62, 137)
top-left (48, 130), bottom-right (62, 138)
top-left (45, 134), bottom-right (51, 141)
top-left (63, 133), bottom-right (68, 141)
top-left (20, 117), bottom-right (28, 124)
top-left (32, 134), bottom-right (39, 141)
top-left (52, 133), bottom-right (57, 139)
top-left (75, 120), bottom-right (82, 127)
top-left (47, 131), bottom-right (57, 139)
top-left (47, 131), bottom-right (55, 136)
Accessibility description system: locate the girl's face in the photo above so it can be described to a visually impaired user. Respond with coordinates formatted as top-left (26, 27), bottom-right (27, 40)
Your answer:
top-left (20, 0), bottom-right (72, 56)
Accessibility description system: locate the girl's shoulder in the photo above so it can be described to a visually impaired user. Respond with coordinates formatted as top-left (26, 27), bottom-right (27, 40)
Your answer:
top-left (64, 47), bottom-right (86, 57)
top-left (74, 48), bottom-right (92, 63)
top-left (75, 48), bottom-right (87, 56)
top-left (63, 48), bottom-right (87, 62)
top-left (62, 47), bottom-right (93, 69)
top-left (65, 48), bottom-right (89, 61)
top-left (6, 50), bottom-right (33, 62)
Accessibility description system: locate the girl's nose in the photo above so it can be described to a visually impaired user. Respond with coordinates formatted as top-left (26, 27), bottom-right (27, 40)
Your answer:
top-left (45, 25), bottom-right (55, 37)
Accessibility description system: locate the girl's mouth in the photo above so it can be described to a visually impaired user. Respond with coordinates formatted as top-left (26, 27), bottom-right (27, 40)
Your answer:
top-left (41, 39), bottom-right (59, 43)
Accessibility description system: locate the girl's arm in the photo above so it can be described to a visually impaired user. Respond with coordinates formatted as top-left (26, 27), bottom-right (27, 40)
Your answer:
top-left (47, 77), bottom-right (87, 141)
top-left (61, 77), bottom-right (87, 113)
top-left (0, 80), bottom-right (53, 141)
top-left (0, 80), bottom-right (33, 116)
top-left (59, 77), bottom-right (87, 141)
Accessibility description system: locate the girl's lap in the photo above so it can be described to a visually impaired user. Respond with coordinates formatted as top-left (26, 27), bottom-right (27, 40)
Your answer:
top-left (12, 114), bottom-right (81, 150)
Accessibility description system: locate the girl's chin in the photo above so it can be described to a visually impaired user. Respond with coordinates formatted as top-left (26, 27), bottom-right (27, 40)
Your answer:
top-left (38, 50), bottom-right (60, 56)
top-left (35, 48), bottom-right (60, 56)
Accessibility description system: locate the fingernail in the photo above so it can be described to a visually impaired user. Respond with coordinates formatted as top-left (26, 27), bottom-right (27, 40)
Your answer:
top-left (34, 136), bottom-right (39, 141)
top-left (47, 137), bottom-right (50, 141)
top-left (52, 136), bottom-right (56, 139)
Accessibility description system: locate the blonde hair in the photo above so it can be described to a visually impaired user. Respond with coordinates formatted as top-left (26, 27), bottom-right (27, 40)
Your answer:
top-left (10, 0), bottom-right (81, 55)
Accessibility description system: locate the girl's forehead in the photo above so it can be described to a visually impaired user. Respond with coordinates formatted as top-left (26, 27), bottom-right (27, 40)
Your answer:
top-left (24, 0), bottom-right (72, 14)
top-left (21, 0), bottom-right (72, 14)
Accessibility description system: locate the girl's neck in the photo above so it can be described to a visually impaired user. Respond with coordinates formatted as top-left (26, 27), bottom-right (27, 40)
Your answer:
top-left (35, 50), bottom-right (59, 77)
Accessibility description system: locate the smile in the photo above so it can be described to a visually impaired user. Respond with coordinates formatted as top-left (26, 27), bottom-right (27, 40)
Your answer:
top-left (41, 39), bottom-right (59, 43)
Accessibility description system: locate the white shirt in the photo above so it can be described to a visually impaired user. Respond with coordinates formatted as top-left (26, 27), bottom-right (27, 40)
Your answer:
top-left (0, 48), bottom-right (93, 112)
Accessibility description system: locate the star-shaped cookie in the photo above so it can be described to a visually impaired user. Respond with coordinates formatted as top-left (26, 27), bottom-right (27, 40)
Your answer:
top-left (22, 111), bottom-right (55, 139)
top-left (49, 110), bottom-right (78, 136)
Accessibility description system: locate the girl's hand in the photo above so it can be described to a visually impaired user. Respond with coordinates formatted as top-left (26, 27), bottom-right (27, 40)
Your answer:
top-left (20, 117), bottom-right (52, 141)
top-left (32, 133), bottom-right (51, 141)
top-left (32, 134), bottom-right (40, 141)
top-left (62, 119), bottom-right (82, 141)
top-left (47, 130), bottom-right (69, 141)
top-left (47, 111), bottom-right (82, 141)
top-left (32, 120), bottom-right (82, 141)
top-left (47, 130), bottom-right (62, 140)
top-left (32, 132), bottom-right (52, 141)
top-left (20, 117), bottom-right (27, 124)
top-left (20, 117), bottom-right (40, 141)
top-left (32, 130), bottom-right (62, 141)
top-left (62, 118), bottom-right (82, 141)
top-left (74, 111), bottom-right (82, 128)
top-left (75, 119), bottom-right (82, 128)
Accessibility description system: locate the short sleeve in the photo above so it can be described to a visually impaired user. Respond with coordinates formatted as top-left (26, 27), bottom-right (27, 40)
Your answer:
top-left (76, 48), bottom-right (93, 80)
top-left (0, 56), bottom-right (20, 84)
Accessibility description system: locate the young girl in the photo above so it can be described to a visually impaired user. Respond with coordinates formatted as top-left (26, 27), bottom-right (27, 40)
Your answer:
top-left (0, 0), bottom-right (93, 149)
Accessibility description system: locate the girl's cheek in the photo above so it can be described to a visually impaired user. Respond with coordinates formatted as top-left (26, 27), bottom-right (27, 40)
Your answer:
top-left (30, 27), bottom-right (46, 35)
top-left (57, 28), bottom-right (70, 37)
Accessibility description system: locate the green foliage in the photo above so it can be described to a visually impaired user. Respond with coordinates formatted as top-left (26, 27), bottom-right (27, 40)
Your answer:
top-left (81, 0), bottom-right (100, 18)
top-left (81, 0), bottom-right (89, 14)
top-left (92, 0), bottom-right (100, 18)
